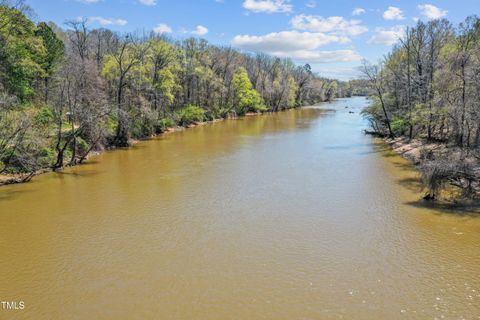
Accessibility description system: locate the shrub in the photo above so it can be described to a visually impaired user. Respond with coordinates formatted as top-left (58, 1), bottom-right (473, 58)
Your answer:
top-left (178, 105), bottom-right (205, 126)
top-left (391, 117), bottom-right (408, 135)
top-left (35, 106), bottom-right (54, 127)
top-left (157, 118), bottom-right (176, 132)
top-left (420, 155), bottom-right (476, 199)
top-left (105, 117), bottom-right (117, 133)
top-left (38, 147), bottom-right (56, 167)
top-left (210, 106), bottom-right (230, 119)
top-left (73, 137), bottom-right (90, 156)
top-left (131, 120), bottom-right (147, 139)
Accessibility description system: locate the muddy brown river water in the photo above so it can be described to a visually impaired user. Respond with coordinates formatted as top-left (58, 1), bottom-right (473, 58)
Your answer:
top-left (0, 97), bottom-right (479, 319)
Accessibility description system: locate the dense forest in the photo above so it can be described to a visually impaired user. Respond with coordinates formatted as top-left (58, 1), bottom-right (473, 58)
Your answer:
top-left (362, 17), bottom-right (480, 199)
top-left (0, 0), bottom-right (358, 180)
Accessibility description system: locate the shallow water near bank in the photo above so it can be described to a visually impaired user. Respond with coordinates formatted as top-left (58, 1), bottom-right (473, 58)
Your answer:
top-left (1, 97), bottom-right (479, 319)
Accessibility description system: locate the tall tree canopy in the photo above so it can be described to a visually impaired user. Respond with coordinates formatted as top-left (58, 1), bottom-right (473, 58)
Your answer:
top-left (0, 1), bottom-right (351, 176)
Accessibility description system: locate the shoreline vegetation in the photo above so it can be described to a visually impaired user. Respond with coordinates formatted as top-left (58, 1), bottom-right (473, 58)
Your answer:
top-left (0, 118), bottom-right (207, 185)
top-left (361, 16), bottom-right (480, 203)
top-left (385, 136), bottom-right (479, 206)
top-left (0, 1), bottom-right (370, 187)
top-left (0, 113), bottom-right (251, 185)
top-left (2, 1), bottom-right (477, 206)
top-left (366, 128), bottom-right (480, 207)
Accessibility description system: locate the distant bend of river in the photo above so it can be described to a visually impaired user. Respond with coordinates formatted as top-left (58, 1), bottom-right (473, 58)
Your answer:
top-left (1, 97), bottom-right (479, 319)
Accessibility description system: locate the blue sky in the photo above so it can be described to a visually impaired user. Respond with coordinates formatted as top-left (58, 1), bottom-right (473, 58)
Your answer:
top-left (27, 0), bottom-right (477, 80)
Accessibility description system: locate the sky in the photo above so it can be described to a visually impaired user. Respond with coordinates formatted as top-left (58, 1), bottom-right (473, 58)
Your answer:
top-left (27, 0), bottom-right (478, 80)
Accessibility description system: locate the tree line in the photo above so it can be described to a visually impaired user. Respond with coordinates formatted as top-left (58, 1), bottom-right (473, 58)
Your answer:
top-left (0, 0), bottom-right (354, 178)
top-left (361, 16), bottom-right (480, 199)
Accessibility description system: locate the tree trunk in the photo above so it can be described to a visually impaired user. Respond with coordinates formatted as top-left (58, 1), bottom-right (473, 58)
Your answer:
top-left (115, 79), bottom-right (129, 146)
top-left (378, 91), bottom-right (394, 138)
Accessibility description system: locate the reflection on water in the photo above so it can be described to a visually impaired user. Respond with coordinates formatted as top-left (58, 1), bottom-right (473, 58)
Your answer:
top-left (0, 97), bottom-right (479, 319)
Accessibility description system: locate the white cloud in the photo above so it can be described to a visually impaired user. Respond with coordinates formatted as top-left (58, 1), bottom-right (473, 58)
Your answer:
top-left (368, 26), bottom-right (405, 45)
top-left (306, 0), bottom-right (316, 8)
top-left (232, 31), bottom-right (361, 63)
top-left (233, 31), bottom-right (345, 52)
top-left (352, 7), bottom-right (365, 16)
top-left (383, 6), bottom-right (405, 20)
top-left (315, 67), bottom-right (362, 80)
top-left (291, 15), bottom-right (368, 36)
top-left (233, 15), bottom-right (367, 63)
top-left (192, 25), bottom-right (209, 36)
top-left (139, 0), bottom-right (156, 6)
top-left (242, 0), bottom-right (292, 13)
top-left (270, 49), bottom-right (361, 63)
top-left (87, 16), bottom-right (128, 26)
top-left (418, 4), bottom-right (447, 20)
top-left (153, 23), bottom-right (172, 34)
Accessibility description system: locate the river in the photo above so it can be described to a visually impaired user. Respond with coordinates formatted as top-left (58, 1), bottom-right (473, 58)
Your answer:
top-left (0, 97), bottom-right (479, 319)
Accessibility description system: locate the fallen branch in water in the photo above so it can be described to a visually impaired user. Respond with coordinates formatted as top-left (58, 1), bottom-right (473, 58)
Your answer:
top-left (364, 130), bottom-right (386, 137)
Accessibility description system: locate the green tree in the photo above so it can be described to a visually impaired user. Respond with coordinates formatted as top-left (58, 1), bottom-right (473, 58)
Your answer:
top-left (0, 6), bottom-right (46, 100)
top-left (102, 38), bottom-right (147, 146)
top-left (35, 22), bottom-right (65, 103)
top-left (146, 39), bottom-right (178, 116)
top-left (232, 68), bottom-right (266, 115)
top-left (325, 80), bottom-right (338, 102)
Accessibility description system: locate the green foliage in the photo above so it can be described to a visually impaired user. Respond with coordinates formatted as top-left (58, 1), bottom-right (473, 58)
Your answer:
top-left (325, 81), bottom-right (338, 101)
top-left (391, 117), bottom-right (408, 135)
top-left (130, 115), bottom-right (153, 139)
top-left (35, 106), bottom-right (54, 126)
top-left (0, 2), bottom-right (364, 176)
top-left (411, 103), bottom-right (430, 128)
top-left (147, 39), bottom-right (178, 107)
top-left (178, 105), bottom-right (205, 125)
top-left (286, 76), bottom-right (298, 107)
top-left (210, 106), bottom-right (231, 119)
top-left (0, 107), bottom-right (51, 173)
top-left (155, 69), bottom-right (176, 104)
top-left (101, 55), bottom-right (118, 80)
top-left (0, 146), bottom-right (22, 173)
top-left (157, 118), bottom-right (176, 131)
top-left (361, 97), bottom-right (385, 131)
top-left (105, 117), bottom-right (118, 134)
top-left (232, 68), bottom-right (266, 115)
top-left (0, 6), bottom-right (46, 100)
top-left (102, 42), bottom-right (145, 83)
top-left (35, 22), bottom-right (64, 78)
top-left (38, 146), bottom-right (56, 167)
top-left (73, 137), bottom-right (90, 156)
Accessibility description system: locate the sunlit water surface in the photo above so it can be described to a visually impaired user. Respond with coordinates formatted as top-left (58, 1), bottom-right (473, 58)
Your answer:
top-left (1, 97), bottom-right (479, 319)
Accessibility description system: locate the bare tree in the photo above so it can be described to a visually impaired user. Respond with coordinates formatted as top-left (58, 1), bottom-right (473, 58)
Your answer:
top-left (361, 60), bottom-right (395, 138)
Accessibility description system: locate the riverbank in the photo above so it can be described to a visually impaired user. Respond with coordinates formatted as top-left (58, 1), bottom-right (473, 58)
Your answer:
top-left (0, 114), bottom-right (262, 186)
top-left (385, 137), bottom-right (480, 204)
